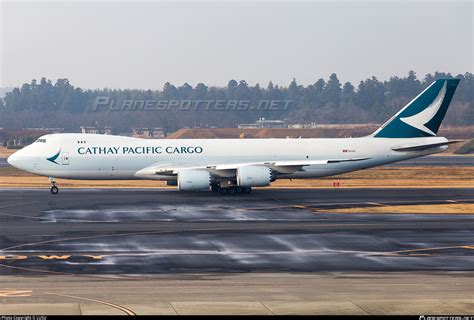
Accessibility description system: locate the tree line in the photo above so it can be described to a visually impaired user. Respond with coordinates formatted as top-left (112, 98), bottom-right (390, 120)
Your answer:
top-left (0, 71), bottom-right (472, 132)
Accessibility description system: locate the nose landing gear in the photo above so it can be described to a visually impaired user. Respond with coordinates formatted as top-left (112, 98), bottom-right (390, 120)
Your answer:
top-left (49, 177), bottom-right (59, 194)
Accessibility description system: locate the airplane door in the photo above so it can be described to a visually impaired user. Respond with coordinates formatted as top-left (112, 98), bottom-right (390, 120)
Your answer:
top-left (62, 152), bottom-right (70, 165)
top-left (33, 157), bottom-right (40, 170)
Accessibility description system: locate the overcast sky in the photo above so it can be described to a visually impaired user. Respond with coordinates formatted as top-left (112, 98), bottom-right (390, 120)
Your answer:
top-left (1, 0), bottom-right (472, 89)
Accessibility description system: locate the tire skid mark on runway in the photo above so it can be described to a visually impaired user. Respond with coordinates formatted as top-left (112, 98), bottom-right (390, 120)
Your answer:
top-left (1, 223), bottom-right (384, 251)
top-left (364, 202), bottom-right (383, 206)
top-left (0, 210), bottom-right (111, 223)
top-left (0, 201), bottom-right (55, 221)
top-left (236, 205), bottom-right (302, 211)
top-left (44, 292), bottom-right (136, 315)
top-left (0, 201), bottom-right (47, 210)
top-left (0, 211), bottom-right (52, 221)
top-left (0, 230), bottom-right (177, 251)
top-left (0, 249), bottom-right (387, 256)
top-left (0, 199), bottom-right (114, 222)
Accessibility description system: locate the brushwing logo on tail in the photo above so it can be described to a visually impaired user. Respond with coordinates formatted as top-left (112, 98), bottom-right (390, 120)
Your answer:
top-left (47, 149), bottom-right (61, 165)
top-left (373, 79), bottom-right (459, 138)
top-left (399, 82), bottom-right (447, 136)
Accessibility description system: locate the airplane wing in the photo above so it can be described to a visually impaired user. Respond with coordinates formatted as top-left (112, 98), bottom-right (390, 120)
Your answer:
top-left (134, 157), bottom-right (371, 178)
top-left (134, 163), bottom-right (198, 177)
top-left (391, 140), bottom-right (463, 152)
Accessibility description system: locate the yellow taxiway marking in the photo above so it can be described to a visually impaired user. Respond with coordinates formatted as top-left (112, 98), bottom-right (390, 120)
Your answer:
top-left (374, 244), bottom-right (474, 256)
top-left (0, 289), bottom-right (33, 297)
top-left (0, 263), bottom-right (132, 280)
top-left (292, 205), bottom-right (309, 209)
top-left (45, 292), bottom-right (136, 316)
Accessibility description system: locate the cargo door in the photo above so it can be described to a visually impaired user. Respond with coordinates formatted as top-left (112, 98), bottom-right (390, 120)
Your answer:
top-left (62, 152), bottom-right (70, 165)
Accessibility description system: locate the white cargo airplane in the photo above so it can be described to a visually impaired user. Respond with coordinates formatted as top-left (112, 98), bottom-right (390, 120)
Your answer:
top-left (8, 79), bottom-right (461, 194)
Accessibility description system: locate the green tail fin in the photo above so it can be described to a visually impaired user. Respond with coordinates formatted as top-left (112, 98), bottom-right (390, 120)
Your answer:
top-left (372, 79), bottom-right (460, 138)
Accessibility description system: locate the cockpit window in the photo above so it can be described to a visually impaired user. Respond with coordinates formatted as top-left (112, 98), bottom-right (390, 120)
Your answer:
top-left (36, 138), bottom-right (47, 143)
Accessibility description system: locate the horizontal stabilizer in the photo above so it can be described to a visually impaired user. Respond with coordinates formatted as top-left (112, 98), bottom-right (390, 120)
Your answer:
top-left (391, 140), bottom-right (463, 152)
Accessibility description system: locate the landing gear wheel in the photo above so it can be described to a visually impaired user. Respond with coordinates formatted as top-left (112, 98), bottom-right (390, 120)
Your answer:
top-left (219, 187), bottom-right (227, 195)
top-left (49, 177), bottom-right (59, 194)
top-left (227, 187), bottom-right (236, 195)
top-left (242, 187), bottom-right (252, 194)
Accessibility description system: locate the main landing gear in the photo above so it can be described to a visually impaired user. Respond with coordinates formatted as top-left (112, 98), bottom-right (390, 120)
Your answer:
top-left (49, 177), bottom-right (59, 194)
top-left (211, 184), bottom-right (252, 195)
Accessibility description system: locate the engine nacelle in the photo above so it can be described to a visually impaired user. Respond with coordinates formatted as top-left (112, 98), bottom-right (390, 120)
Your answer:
top-left (177, 170), bottom-right (211, 191)
top-left (236, 165), bottom-right (271, 187)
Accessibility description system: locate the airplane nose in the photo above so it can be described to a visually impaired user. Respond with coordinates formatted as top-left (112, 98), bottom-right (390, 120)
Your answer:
top-left (7, 153), bottom-right (17, 166)
top-left (7, 146), bottom-right (38, 173)
top-left (6, 149), bottom-right (34, 172)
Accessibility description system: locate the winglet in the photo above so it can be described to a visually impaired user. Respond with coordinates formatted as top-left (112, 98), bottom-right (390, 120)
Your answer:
top-left (372, 79), bottom-right (460, 138)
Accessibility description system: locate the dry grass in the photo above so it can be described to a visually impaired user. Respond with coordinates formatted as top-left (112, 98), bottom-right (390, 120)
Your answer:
top-left (0, 175), bottom-right (169, 189)
top-left (270, 166), bottom-right (474, 188)
top-left (329, 203), bottom-right (474, 214)
top-left (0, 147), bottom-right (15, 158)
top-left (0, 165), bottom-right (473, 189)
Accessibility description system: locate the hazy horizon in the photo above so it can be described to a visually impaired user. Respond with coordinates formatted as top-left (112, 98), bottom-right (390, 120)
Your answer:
top-left (1, 1), bottom-right (472, 89)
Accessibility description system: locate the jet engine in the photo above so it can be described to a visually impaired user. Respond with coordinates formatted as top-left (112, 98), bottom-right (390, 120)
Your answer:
top-left (236, 165), bottom-right (272, 187)
top-left (177, 170), bottom-right (211, 191)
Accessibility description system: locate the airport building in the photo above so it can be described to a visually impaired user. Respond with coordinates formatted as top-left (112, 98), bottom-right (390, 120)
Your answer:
top-left (131, 127), bottom-right (166, 138)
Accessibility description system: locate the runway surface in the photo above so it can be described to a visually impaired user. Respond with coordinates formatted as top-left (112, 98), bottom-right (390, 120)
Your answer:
top-left (0, 188), bottom-right (473, 275)
top-left (385, 155), bottom-right (473, 166)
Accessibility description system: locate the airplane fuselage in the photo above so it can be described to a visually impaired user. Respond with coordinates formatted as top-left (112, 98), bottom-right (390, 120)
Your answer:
top-left (8, 133), bottom-right (448, 180)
